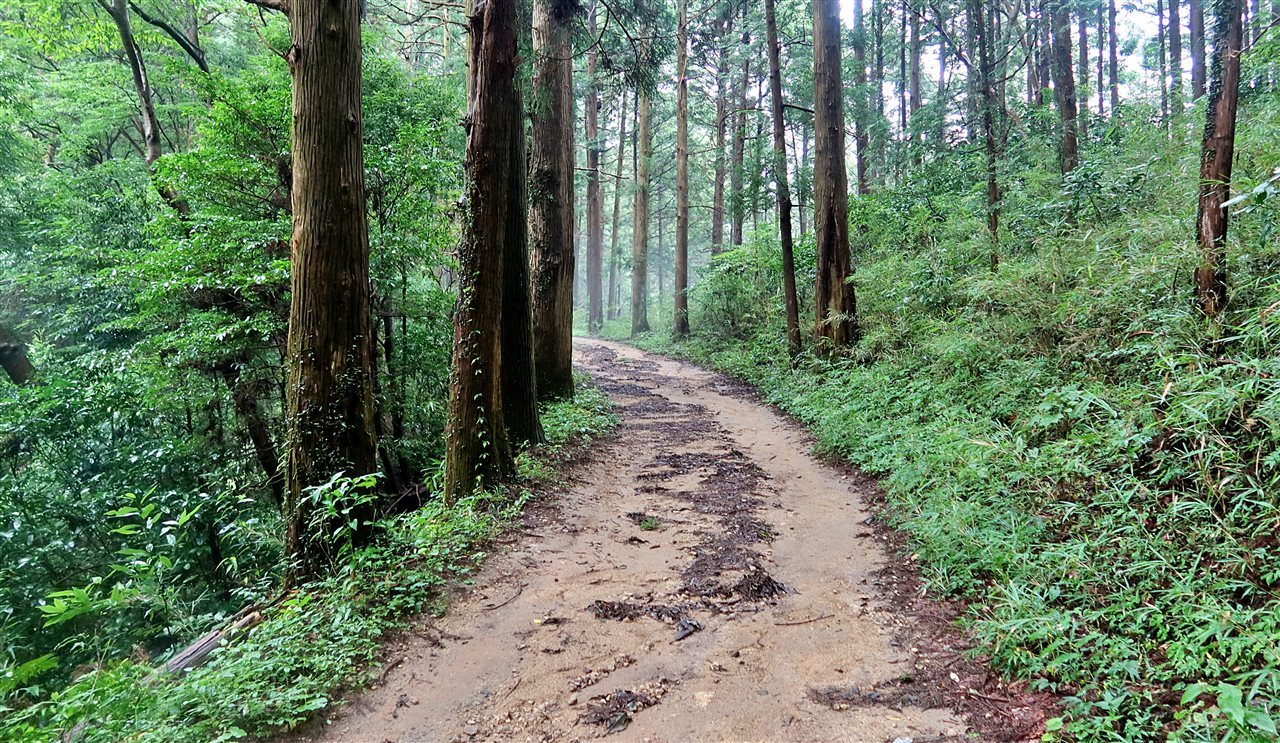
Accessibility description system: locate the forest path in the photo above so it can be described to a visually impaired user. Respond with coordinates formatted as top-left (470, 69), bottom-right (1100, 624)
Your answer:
top-left (310, 340), bottom-right (974, 743)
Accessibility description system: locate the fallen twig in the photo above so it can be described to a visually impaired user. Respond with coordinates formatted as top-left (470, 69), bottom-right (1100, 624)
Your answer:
top-left (966, 689), bottom-right (1016, 704)
top-left (774, 613), bottom-right (833, 627)
top-left (483, 585), bottom-right (524, 611)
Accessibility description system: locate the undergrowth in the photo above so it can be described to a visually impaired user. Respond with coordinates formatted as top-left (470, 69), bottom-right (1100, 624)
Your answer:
top-left (0, 380), bottom-right (616, 742)
top-left (605, 114), bottom-right (1280, 741)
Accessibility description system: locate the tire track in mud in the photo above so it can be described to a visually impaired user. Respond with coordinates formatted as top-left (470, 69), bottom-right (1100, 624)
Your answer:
top-left (301, 340), bottom-right (1045, 743)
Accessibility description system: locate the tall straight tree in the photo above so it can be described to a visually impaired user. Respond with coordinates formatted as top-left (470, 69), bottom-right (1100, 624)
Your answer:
top-left (607, 92), bottom-right (628, 320)
top-left (765, 0), bottom-right (801, 357)
top-left (1078, 12), bottom-right (1089, 130)
top-left (529, 0), bottom-right (579, 400)
top-left (851, 0), bottom-right (871, 194)
top-left (631, 85), bottom-right (652, 335)
top-left (1170, 0), bottom-right (1184, 111)
top-left (445, 0), bottom-right (533, 500)
top-left (813, 0), bottom-right (858, 349)
top-left (1194, 0), bottom-right (1243, 315)
top-left (1109, 0), bottom-right (1120, 109)
top-left (730, 22), bottom-right (751, 247)
top-left (711, 7), bottom-right (733, 253)
top-left (585, 2), bottom-right (604, 333)
top-left (673, 0), bottom-right (691, 337)
top-left (283, 0), bottom-right (379, 582)
top-left (1190, 0), bottom-right (1207, 97)
top-left (1050, 0), bottom-right (1079, 172)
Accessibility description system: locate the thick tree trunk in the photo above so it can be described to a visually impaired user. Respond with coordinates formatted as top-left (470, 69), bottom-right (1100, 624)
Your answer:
top-left (1109, 0), bottom-right (1120, 110)
top-left (586, 3), bottom-right (603, 333)
top-left (1051, 0), bottom-right (1079, 173)
top-left (813, 0), bottom-right (858, 350)
top-left (631, 87), bottom-right (652, 335)
top-left (1191, 0), bottom-right (1207, 98)
top-left (283, 0), bottom-right (379, 583)
top-left (0, 325), bottom-right (34, 385)
top-left (500, 118), bottom-right (544, 447)
top-left (1170, 0), bottom-right (1184, 111)
top-left (1194, 0), bottom-right (1243, 316)
top-left (607, 93), bottom-right (628, 321)
top-left (765, 0), bottom-right (801, 357)
top-left (445, 0), bottom-right (524, 501)
top-left (674, 0), bottom-right (691, 338)
top-left (529, 0), bottom-right (577, 400)
top-left (851, 0), bottom-right (870, 194)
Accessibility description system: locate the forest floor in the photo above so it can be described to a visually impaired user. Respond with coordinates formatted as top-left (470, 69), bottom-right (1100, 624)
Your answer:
top-left (299, 341), bottom-right (1055, 743)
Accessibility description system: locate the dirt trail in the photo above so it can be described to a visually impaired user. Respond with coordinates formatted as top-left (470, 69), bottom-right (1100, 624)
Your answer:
top-left (309, 340), bottom-right (986, 742)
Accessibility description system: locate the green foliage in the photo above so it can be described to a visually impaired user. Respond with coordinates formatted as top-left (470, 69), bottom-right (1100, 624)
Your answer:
top-left (0, 386), bottom-right (616, 741)
top-left (615, 88), bottom-right (1280, 741)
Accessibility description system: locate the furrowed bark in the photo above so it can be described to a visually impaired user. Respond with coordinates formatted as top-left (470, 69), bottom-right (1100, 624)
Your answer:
top-left (529, 0), bottom-right (578, 400)
top-left (812, 0), bottom-right (858, 350)
top-left (1050, 0), bottom-right (1079, 173)
top-left (1194, 0), bottom-right (1243, 316)
top-left (444, 0), bottom-right (522, 501)
top-left (283, 0), bottom-right (379, 583)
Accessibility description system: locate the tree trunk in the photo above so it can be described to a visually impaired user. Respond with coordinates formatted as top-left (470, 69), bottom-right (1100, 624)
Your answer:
top-left (0, 325), bottom-right (34, 386)
top-left (607, 92), bottom-right (628, 321)
top-left (1190, 0), bottom-right (1206, 98)
top-left (1028, 0), bottom-right (1042, 103)
top-left (851, 0), bottom-right (870, 194)
top-left (283, 0), bottom-right (379, 583)
top-left (813, 0), bottom-right (858, 350)
top-left (731, 28), bottom-right (751, 247)
top-left (1097, 4), bottom-right (1105, 114)
top-left (445, 0), bottom-right (524, 501)
top-left (529, 0), bottom-right (577, 400)
top-left (586, 3), bottom-right (603, 333)
top-left (674, 0), bottom-right (691, 338)
top-left (1170, 0), bottom-right (1184, 111)
top-left (631, 87), bottom-right (652, 335)
top-left (1051, 0), bottom-right (1079, 173)
top-left (1194, 0), bottom-right (1243, 316)
top-left (972, 0), bottom-right (1002, 260)
top-left (711, 10), bottom-right (733, 254)
top-left (500, 119), bottom-right (544, 448)
top-left (1039, 0), bottom-right (1053, 102)
top-left (1159, 0), bottom-right (1170, 121)
top-left (1109, 0), bottom-right (1120, 110)
top-left (909, 3), bottom-right (922, 160)
top-left (103, 0), bottom-right (163, 165)
top-left (765, 0), bottom-right (801, 357)
top-left (1078, 13), bottom-right (1089, 133)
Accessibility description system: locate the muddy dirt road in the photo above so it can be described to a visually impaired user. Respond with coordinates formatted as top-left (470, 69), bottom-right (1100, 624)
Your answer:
top-left (308, 341), bottom-right (1015, 742)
